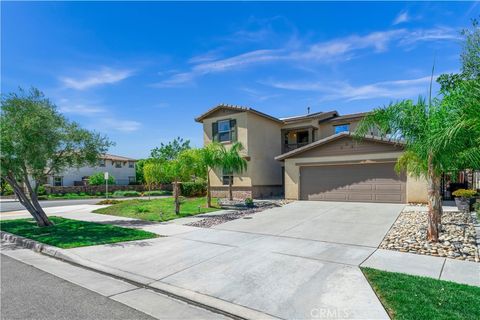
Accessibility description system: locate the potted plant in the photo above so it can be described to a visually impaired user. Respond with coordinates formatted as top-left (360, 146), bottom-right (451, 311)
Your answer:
top-left (452, 189), bottom-right (477, 212)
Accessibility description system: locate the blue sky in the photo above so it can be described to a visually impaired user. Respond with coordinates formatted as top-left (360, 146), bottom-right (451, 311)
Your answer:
top-left (2, 1), bottom-right (478, 158)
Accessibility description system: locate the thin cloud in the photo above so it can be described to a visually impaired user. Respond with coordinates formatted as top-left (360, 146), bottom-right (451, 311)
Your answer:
top-left (154, 27), bottom-right (458, 87)
top-left (60, 67), bottom-right (134, 90)
top-left (59, 104), bottom-right (105, 115)
top-left (99, 118), bottom-right (142, 132)
top-left (264, 75), bottom-right (437, 101)
top-left (393, 11), bottom-right (410, 25)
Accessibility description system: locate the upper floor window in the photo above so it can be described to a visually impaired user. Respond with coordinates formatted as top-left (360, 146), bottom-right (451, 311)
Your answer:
top-left (212, 119), bottom-right (237, 143)
top-left (98, 159), bottom-right (106, 167)
top-left (334, 124), bottom-right (350, 134)
top-left (128, 161), bottom-right (135, 168)
top-left (114, 161), bottom-right (122, 168)
top-left (53, 176), bottom-right (63, 186)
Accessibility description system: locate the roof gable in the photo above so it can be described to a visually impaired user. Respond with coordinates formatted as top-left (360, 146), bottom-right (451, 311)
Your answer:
top-left (195, 104), bottom-right (282, 123)
top-left (275, 132), bottom-right (404, 160)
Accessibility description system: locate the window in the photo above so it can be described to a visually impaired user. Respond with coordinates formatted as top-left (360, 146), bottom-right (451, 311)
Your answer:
top-left (128, 176), bottom-right (136, 183)
top-left (53, 176), bottom-right (63, 186)
top-left (296, 131), bottom-right (309, 144)
top-left (222, 168), bottom-right (233, 186)
top-left (212, 119), bottom-right (237, 142)
top-left (334, 124), bottom-right (350, 134)
top-left (128, 161), bottom-right (135, 168)
top-left (98, 159), bottom-right (106, 167)
top-left (115, 161), bottom-right (122, 168)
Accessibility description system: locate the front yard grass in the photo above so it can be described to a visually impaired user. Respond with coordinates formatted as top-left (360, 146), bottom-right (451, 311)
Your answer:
top-left (0, 216), bottom-right (157, 249)
top-left (362, 267), bottom-right (480, 320)
top-left (93, 196), bottom-right (221, 222)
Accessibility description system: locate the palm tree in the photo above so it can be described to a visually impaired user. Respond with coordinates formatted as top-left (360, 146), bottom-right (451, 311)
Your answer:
top-left (199, 143), bottom-right (223, 207)
top-left (219, 142), bottom-right (248, 201)
top-left (354, 81), bottom-right (480, 242)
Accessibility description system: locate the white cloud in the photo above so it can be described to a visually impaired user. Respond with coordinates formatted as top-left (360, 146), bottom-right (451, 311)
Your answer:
top-left (264, 75), bottom-right (437, 101)
top-left (60, 67), bottom-right (134, 90)
top-left (98, 118), bottom-right (142, 132)
top-left (154, 27), bottom-right (457, 87)
top-left (59, 104), bottom-right (105, 115)
top-left (393, 11), bottom-right (410, 25)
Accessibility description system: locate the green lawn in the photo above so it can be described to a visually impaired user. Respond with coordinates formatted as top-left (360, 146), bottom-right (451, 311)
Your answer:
top-left (362, 267), bottom-right (480, 320)
top-left (93, 197), bottom-right (221, 222)
top-left (0, 216), bottom-right (157, 249)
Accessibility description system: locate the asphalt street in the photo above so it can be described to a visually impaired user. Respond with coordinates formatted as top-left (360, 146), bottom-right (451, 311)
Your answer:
top-left (1, 254), bottom-right (155, 320)
top-left (0, 198), bottom-right (103, 213)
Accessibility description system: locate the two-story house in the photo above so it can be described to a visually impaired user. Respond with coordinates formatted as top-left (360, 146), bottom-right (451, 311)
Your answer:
top-left (196, 104), bottom-right (428, 203)
top-left (47, 154), bottom-right (137, 186)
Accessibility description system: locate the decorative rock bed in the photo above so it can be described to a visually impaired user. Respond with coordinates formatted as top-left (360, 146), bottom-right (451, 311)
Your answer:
top-left (380, 209), bottom-right (479, 262)
top-left (185, 199), bottom-right (289, 228)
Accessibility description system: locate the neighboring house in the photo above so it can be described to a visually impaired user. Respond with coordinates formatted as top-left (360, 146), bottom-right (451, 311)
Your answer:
top-left (47, 154), bottom-right (137, 186)
top-left (196, 104), bottom-right (429, 203)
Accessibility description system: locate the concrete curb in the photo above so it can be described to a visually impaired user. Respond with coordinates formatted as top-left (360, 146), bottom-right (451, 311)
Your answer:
top-left (0, 231), bottom-right (278, 320)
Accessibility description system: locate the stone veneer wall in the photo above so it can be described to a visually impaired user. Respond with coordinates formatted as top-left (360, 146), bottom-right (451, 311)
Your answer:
top-left (211, 185), bottom-right (283, 200)
top-left (44, 184), bottom-right (172, 195)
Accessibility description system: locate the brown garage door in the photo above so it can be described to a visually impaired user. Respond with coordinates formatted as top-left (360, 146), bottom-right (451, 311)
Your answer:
top-left (300, 163), bottom-right (406, 203)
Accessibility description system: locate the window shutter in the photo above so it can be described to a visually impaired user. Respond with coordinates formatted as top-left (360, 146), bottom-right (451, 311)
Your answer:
top-left (212, 122), bottom-right (219, 142)
top-left (230, 119), bottom-right (237, 142)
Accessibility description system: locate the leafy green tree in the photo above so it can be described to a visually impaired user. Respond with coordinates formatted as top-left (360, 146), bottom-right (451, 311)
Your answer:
top-left (150, 137), bottom-right (191, 160)
top-left (88, 172), bottom-right (115, 186)
top-left (438, 18), bottom-right (479, 91)
top-left (355, 84), bottom-right (480, 241)
top-left (198, 143), bottom-right (223, 207)
top-left (145, 150), bottom-right (199, 214)
top-left (0, 88), bottom-right (112, 226)
top-left (135, 159), bottom-right (146, 184)
top-left (219, 142), bottom-right (248, 201)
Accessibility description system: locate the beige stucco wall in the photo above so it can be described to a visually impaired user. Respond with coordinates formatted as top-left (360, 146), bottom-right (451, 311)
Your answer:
top-left (406, 175), bottom-right (429, 203)
top-left (246, 113), bottom-right (283, 186)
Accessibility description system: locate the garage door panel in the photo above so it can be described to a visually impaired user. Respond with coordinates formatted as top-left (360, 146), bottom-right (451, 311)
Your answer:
top-left (300, 163), bottom-right (406, 203)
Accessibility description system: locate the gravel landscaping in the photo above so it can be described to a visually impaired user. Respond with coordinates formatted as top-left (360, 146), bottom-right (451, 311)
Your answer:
top-left (185, 199), bottom-right (288, 228)
top-left (381, 208), bottom-right (479, 262)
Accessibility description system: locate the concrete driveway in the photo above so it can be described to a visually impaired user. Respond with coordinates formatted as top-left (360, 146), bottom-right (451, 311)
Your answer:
top-left (215, 201), bottom-right (405, 247)
top-left (59, 201), bottom-right (405, 319)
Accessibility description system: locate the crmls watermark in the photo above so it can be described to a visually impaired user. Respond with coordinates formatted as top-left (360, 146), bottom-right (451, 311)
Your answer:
top-left (310, 307), bottom-right (350, 319)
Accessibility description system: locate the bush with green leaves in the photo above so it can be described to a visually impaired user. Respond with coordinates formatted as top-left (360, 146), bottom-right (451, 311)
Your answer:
top-left (112, 190), bottom-right (140, 197)
top-left (144, 190), bottom-right (171, 196)
top-left (89, 172), bottom-right (115, 186)
top-left (452, 189), bottom-right (477, 198)
top-left (37, 185), bottom-right (47, 196)
top-left (1, 183), bottom-right (14, 196)
top-left (180, 181), bottom-right (206, 197)
top-left (245, 197), bottom-right (254, 208)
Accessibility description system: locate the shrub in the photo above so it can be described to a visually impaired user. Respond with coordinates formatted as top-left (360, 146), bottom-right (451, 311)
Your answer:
top-left (37, 195), bottom-right (48, 200)
top-left (96, 199), bottom-right (122, 205)
top-left (37, 185), bottom-right (47, 196)
top-left (113, 190), bottom-right (140, 197)
top-left (144, 190), bottom-right (171, 196)
top-left (245, 197), bottom-right (254, 208)
top-left (473, 201), bottom-right (480, 219)
top-left (135, 205), bottom-right (150, 213)
top-left (180, 181), bottom-right (206, 197)
top-left (89, 172), bottom-right (115, 186)
top-left (452, 189), bottom-right (477, 198)
top-left (1, 183), bottom-right (14, 196)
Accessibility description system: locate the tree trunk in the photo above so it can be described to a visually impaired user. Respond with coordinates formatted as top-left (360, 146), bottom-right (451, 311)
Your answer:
top-left (4, 174), bottom-right (53, 227)
top-left (206, 169), bottom-right (211, 208)
top-left (174, 181), bottom-right (180, 214)
top-left (228, 178), bottom-right (233, 201)
top-left (426, 157), bottom-right (442, 242)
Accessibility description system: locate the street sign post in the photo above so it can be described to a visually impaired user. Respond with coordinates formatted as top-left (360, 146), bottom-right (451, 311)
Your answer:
top-left (104, 172), bottom-right (109, 199)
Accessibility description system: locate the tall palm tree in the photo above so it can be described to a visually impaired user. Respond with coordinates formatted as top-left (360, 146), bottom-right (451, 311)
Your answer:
top-left (200, 143), bottom-right (223, 207)
top-left (220, 142), bottom-right (248, 201)
top-left (355, 80), bottom-right (480, 242)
